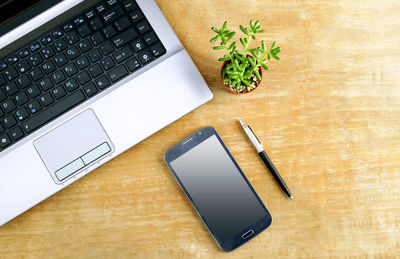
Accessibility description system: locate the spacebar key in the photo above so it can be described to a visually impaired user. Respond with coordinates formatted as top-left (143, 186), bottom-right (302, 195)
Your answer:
top-left (22, 90), bottom-right (86, 133)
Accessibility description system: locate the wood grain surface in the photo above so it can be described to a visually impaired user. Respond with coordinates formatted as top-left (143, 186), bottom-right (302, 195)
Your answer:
top-left (1, 0), bottom-right (400, 257)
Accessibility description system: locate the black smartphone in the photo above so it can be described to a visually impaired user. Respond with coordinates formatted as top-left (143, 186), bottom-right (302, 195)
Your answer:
top-left (164, 126), bottom-right (272, 252)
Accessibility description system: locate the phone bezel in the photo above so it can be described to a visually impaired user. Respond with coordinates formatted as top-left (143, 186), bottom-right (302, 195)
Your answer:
top-left (164, 126), bottom-right (272, 252)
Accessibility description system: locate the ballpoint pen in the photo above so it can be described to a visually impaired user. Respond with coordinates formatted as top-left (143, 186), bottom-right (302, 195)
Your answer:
top-left (239, 119), bottom-right (294, 200)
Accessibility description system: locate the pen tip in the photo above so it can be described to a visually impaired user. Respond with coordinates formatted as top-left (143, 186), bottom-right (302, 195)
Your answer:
top-left (239, 119), bottom-right (246, 127)
top-left (290, 196), bottom-right (294, 200)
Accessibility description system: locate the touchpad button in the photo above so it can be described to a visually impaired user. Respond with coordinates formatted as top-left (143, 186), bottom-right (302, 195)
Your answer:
top-left (34, 109), bottom-right (114, 184)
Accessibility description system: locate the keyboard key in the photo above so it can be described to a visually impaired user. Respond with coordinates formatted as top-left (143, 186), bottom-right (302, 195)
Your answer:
top-left (108, 64), bottom-right (128, 82)
top-left (89, 17), bottom-right (104, 31)
top-left (96, 4), bottom-right (106, 13)
top-left (0, 123), bottom-right (4, 133)
top-left (129, 9), bottom-right (143, 23)
top-left (150, 42), bottom-right (166, 57)
top-left (0, 134), bottom-right (11, 148)
top-left (114, 16), bottom-right (131, 31)
top-left (63, 22), bottom-right (74, 32)
top-left (131, 38), bottom-right (145, 53)
top-left (0, 75), bottom-right (5, 86)
top-left (5, 82), bottom-right (19, 96)
top-left (85, 10), bottom-right (96, 19)
top-left (83, 82), bottom-right (98, 97)
top-left (77, 71), bottom-right (91, 85)
top-left (78, 39), bottom-right (93, 53)
top-left (18, 48), bottom-right (30, 58)
top-left (51, 70), bottom-right (66, 84)
top-left (0, 89), bottom-right (6, 102)
top-left (29, 68), bottom-right (44, 81)
top-left (16, 75), bottom-right (31, 89)
top-left (138, 50), bottom-right (153, 64)
top-left (107, 0), bottom-right (118, 6)
top-left (54, 38), bottom-right (68, 52)
top-left (76, 56), bottom-right (90, 70)
top-left (7, 55), bottom-right (19, 65)
top-left (27, 85), bottom-right (41, 99)
top-left (122, 0), bottom-right (136, 12)
top-left (64, 78), bottom-right (79, 92)
top-left (95, 75), bottom-right (110, 90)
top-left (103, 25), bottom-right (117, 39)
top-left (40, 93), bottom-right (55, 107)
top-left (52, 29), bottom-right (63, 38)
top-left (89, 64), bottom-right (103, 78)
top-left (101, 56), bottom-right (116, 71)
top-left (15, 107), bottom-right (29, 121)
top-left (66, 46), bottom-right (81, 60)
top-left (136, 20), bottom-right (151, 34)
top-left (73, 16), bottom-right (85, 26)
top-left (100, 41), bottom-right (115, 55)
top-left (88, 49), bottom-right (102, 62)
top-left (41, 46), bottom-right (56, 59)
top-left (63, 63), bottom-right (79, 77)
top-left (77, 24), bottom-right (92, 38)
top-left (65, 31), bottom-right (80, 45)
top-left (52, 86), bottom-right (67, 99)
top-left (102, 6), bottom-right (124, 23)
top-left (9, 126), bottom-right (24, 141)
top-left (4, 67), bottom-right (19, 80)
top-left (27, 100), bottom-right (42, 114)
top-left (38, 78), bottom-right (54, 91)
top-left (0, 61), bottom-right (7, 71)
top-left (29, 41), bottom-right (41, 52)
top-left (41, 35), bottom-right (53, 45)
top-left (22, 90), bottom-right (86, 133)
top-left (15, 92), bottom-right (29, 106)
top-left (3, 114), bottom-right (17, 129)
top-left (126, 57), bottom-right (141, 71)
top-left (17, 60), bottom-right (31, 74)
top-left (54, 53), bottom-right (68, 67)
top-left (29, 52), bottom-right (44, 66)
top-left (112, 27), bottom-right (137, 48)
top-left (143, 32), bottom-right (158, 45)
top-left (42, 60), bottom-right (57, 74)
top-left (113, 45), bottom-right (133, 63)
top-left (90, 31), bottom-right (105, 46)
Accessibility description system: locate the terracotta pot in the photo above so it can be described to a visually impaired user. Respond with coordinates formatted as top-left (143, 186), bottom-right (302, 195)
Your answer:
top-left (220, 61), bottom-right (263, 94)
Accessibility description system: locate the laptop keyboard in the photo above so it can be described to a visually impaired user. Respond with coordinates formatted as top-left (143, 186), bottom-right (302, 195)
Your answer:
top-left (0, 0), bottom-right (166, 152)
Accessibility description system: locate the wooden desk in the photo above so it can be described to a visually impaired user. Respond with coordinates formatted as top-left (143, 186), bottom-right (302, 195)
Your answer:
top-left (1, 0), bottom-right (400, 257)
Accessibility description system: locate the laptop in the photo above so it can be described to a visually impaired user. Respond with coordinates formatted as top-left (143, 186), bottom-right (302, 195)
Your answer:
top-left (0, 0), bottom-right (213, 226)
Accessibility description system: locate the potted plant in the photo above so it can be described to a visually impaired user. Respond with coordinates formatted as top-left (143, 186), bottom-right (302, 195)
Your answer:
top-left (210, 20), bottom-right (281, 94)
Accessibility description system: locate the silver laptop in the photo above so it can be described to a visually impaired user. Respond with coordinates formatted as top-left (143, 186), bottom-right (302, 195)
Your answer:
top-left (0, 0), bottom-right (212, 226)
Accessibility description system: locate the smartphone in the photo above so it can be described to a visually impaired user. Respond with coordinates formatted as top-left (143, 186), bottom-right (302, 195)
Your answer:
top-left (164, 126), bottom-right (272, 252)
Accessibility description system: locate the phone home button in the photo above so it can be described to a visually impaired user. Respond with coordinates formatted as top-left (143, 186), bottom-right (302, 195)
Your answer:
top-left (242, 229), bottom-right (254, 239)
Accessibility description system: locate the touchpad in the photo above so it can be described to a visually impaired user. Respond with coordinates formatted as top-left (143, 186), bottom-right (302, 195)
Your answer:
top-left (34, 109), bottom-right (114, 184)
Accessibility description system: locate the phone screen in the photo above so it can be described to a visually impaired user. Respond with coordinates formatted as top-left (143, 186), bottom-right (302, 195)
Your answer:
top-left (169, 134), bottom-right (268, 244)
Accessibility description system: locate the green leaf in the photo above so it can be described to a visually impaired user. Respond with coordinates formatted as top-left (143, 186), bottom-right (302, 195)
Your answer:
top-left (270, 41), bottom-right (276, 50)
top-left (233, 59), bottom-right (240, 70)
top-left (254, 69), bottom-right (261, 81)
top-left (267, 53), bottom-right (271, 60)
top-left (257, 47), bottom-right (265, 53)
top-left (250, 49), bottom-right (259, 58)
top-left (211, 27), bottom-right (219, 33)
top-left (242, 79), bottom-right (251, 87)
top-left (210, 35), bottom-right (220, 43)
top-left (222, 21), bottom-right (228, 31)
top-left (229, 74), bottom-right (238, 79)
top-left (262, 40), bottom-right (266, 51)
top-left (240, 38), bottom-right (246, 48)
top-left (213, 45), bottom-right (225, 50)
top-left (254, 20), bottom-right (260, 29)
top-left (218, 57), bottom-right (230, 62)
top-left (239, 25), bottom-right (249, 36)
top-left (256, 29), bottom-right (265, 34)
top-left (236, 50), bottom-right (245, 56)
top-left (251, 34), bottom-right (256, 40)
top-left (260, 63), bottom-right (269, 70)
top-left (250, 20), bottom-right (254, 29)
top-left (226, 69), bottom-right (238, 75)
top-left (239, 60), bottom-right (248, 70)
top-left (228, 42), bottom-right (236, 50)
top-left (243, 70), bottom-right (252, 78)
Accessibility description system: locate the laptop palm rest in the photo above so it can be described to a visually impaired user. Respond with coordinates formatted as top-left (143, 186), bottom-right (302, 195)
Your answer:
top-left (34, 109), bottom-right (114, 184)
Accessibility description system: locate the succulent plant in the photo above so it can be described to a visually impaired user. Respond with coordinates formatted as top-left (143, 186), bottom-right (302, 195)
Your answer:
top-left (210, 20), bottom-right (281, 92)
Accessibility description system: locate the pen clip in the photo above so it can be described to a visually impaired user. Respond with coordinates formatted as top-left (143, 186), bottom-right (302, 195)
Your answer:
top-left (248, 126), bottom-right (262, 145)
